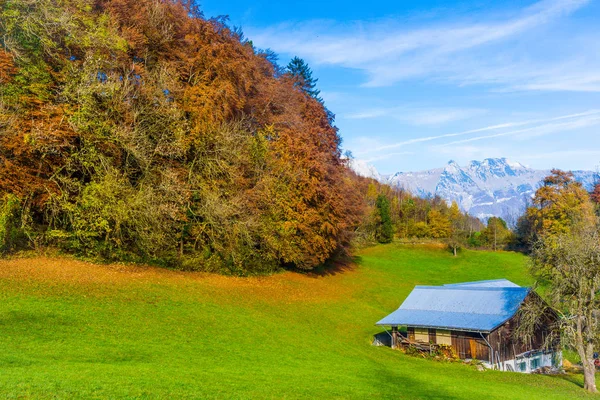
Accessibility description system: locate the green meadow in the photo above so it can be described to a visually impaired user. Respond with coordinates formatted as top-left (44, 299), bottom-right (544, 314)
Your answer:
top-left (0, 244), bottom-right (593, 399)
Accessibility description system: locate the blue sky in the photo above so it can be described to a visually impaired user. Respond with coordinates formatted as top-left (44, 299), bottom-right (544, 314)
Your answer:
top-left (201, 0), bottom-right (600, 174)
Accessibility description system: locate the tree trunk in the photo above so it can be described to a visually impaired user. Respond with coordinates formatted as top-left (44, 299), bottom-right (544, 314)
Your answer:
top-left (583, 355), bottom-right (597, 393)
top-left (453, 246), bottom-right (457, 257)
top-left (576, 320), bottom-right (598, 393)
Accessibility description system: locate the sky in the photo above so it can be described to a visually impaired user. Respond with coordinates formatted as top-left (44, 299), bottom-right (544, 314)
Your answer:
top-left (200, 0), bottom-right (600, 174)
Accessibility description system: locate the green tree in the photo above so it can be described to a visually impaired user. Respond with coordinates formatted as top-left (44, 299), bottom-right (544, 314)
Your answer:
top-left (375, 194), bottom-right (394, 243)
top-left (481, 217), bottom-right (511, 251)
top-left (286, 57), bottom-right (322, 101)
top-left (0, 195), bottom-right (25, 253)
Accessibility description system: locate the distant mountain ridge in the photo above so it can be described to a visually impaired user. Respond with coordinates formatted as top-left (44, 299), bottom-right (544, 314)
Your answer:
top-left (350, 158), bottom-right (597, 221)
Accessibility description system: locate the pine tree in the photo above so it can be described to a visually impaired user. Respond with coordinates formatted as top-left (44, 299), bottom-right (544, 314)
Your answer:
top-left (375, 195), bottom-right (394, 243)
top-left (286, 57), bottom-right (322, 101)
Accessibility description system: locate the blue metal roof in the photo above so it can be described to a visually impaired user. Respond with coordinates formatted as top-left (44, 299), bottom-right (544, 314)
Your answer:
top-left (376, 280), bottom-right (530, 332)
top-left (443, 279), bottom-right (520, 288)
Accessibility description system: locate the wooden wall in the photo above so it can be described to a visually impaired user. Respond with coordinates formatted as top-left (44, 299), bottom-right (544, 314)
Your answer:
top-left (403, 293), bottom-right (558, 363)
top-left (487, 294), bottom-right (557, 363)
top-left (450, 331), bottom-right (490, 362)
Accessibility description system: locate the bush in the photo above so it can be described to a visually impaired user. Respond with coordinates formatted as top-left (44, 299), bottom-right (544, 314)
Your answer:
top-left (409, 222), bottom-right (431, 238)
top-left (0, 195), bottom-right (27, 253)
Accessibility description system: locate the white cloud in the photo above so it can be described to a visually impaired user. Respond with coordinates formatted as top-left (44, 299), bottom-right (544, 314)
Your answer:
top-left (364, 151), bottom-right (415, 163)
top-left (519, 150), bottom-right (600, 160)
top-left (353, 109), bottom-right (600, 156)
top-left (247, 0), bottom-right (594, 90)
top-left (439, 111), bottom-right (600, 146)
top-left (345, 107), bottom-right (486, 125)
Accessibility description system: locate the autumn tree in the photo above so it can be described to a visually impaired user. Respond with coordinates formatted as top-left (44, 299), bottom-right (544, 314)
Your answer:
top-left (481, 217), bottom-right (511, 251)
top-left (0, 0), bottom-right (363, 273)
top-left (447, 201), bottom-right (464, 256)
top-left (428, 209), bottom-right (451, 239)
top-left (528, 227), bottom-right (600, 393)
top-left (591, 183), bottom-right (600, 216)
top-left (521, 169), bottom-right (596, 248)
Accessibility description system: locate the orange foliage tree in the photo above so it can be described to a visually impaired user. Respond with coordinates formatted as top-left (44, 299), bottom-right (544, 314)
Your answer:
top-left (0, 0), bottom-right (364, 272)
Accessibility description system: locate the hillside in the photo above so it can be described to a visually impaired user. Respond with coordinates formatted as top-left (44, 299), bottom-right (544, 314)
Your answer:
top-left (0, 245), bottom-right (591, 399)
top-left (0, 0), bottom-right (364, 273)
top-left (351, 158), bottom-right (596, 220)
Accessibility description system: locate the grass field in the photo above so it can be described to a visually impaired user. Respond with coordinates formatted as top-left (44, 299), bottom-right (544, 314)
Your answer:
top-left (0, 244), bottom-right (594, 399)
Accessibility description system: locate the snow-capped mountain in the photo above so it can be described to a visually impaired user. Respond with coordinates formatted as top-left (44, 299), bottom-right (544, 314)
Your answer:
top-left (351, 158), bottom-right (597, 221)
top-left (348, 158), bottom-right (382, 181)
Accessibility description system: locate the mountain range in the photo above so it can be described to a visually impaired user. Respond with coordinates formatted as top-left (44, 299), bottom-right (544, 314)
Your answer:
top-left (349, 158), bottom-right (597, 221)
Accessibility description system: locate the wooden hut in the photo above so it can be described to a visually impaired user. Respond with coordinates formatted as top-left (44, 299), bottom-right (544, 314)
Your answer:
top-left (376, 279), bottom-right (560, 373)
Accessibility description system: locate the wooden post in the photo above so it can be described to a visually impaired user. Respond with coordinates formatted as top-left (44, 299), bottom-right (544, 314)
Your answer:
top-left (392, 326), bottom-right (398, 349)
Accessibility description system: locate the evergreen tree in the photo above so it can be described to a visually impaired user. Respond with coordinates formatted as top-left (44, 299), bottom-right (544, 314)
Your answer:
top-left (286, 57), bottom-right (322, 101)
top-left (375, 194), bottom-right (394, 243)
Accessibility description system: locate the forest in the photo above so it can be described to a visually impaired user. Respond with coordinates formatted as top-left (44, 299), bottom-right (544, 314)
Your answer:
top-left (1, 0), bottom-right (598, 274)
top-left (0, 0), bottom-right (486, 273)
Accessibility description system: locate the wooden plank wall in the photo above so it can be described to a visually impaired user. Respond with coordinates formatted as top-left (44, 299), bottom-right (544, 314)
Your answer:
top-left (428, 329), bottom-right (436, 343)
top-left (450, 331), bottom-right (490, 361)
top-left (487, 293), bottom-right (558, 363)
top-left (401, 294), bottom-right (558, 363)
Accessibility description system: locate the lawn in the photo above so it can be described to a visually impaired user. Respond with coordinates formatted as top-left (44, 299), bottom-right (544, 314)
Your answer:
top-left (0, 244), bottom-right (594, 399)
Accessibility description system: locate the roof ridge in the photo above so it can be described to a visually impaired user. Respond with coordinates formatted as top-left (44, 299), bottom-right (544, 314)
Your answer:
top-left (414, 285), bottom-right (529, 291)
top-left (443, 278), bottom-right (517, 285)
top-left (399, 308), bottom-right (517, 316)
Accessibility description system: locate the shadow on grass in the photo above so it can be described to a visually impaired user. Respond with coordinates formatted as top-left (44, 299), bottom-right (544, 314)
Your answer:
top-left (556, 372), bottom-right (584, 389)
top-left (369, 354), bottom-right (462, 400)
top-left (306, 254), bottom-right (363, 277)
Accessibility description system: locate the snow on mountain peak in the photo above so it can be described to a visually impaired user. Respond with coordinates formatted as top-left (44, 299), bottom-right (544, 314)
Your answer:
top-left (347, 158), bottom-right (381, 181)
top-left (384, 158), bottom-right (596, 221)
top-left (349, 157), bottom-right (595, 221)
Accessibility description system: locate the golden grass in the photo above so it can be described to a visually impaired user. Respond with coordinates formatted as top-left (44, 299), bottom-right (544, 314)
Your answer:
top-left (0, 256), bottom-right (355, 303)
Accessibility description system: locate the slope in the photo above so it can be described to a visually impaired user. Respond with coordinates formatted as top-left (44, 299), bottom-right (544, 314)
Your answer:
top-left (0, 246), bottom-right (591, 399)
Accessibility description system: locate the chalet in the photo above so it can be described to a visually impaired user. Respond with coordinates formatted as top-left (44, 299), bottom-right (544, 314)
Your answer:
top-left (376, 279), bottom-right (561, 373)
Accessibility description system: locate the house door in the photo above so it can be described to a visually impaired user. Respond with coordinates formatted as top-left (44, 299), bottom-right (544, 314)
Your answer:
top-left (469, 339), bottom-right (477, 359)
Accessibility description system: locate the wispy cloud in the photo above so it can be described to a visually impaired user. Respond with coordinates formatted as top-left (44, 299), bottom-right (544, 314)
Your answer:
top-left (354, 109), bottom-right (600, 155)
top-left (248, 0), bottom-right (594, 89)
top-left (363, 151), bottom-right (415, 163)
top-left (438, 111), bottom-right (600, 146)
top-left (519, 150), bottom-right (600, 161)
top-left (345, 107), bottom-right (486, 125)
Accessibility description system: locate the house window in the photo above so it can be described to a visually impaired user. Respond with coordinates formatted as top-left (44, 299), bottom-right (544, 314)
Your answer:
top-left (436, 329), bottom-right (452, 345)
top-left (531, 357), bottom-right (540, 370)
top-left (414, 328), bottom-right (429, 342)
top-left (518, 362), bottom-right (527, 372)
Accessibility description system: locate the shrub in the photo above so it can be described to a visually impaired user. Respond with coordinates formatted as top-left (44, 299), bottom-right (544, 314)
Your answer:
top-left (0, 195), bottom-right (26, 253)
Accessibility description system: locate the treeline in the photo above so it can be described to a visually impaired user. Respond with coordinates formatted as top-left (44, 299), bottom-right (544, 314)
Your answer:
top-left (0, 0), bottom-right (366, 273)
top-left (354, 180), bottom-right (485, 254)
top-left (515, 169), bottom-right (599, 251)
